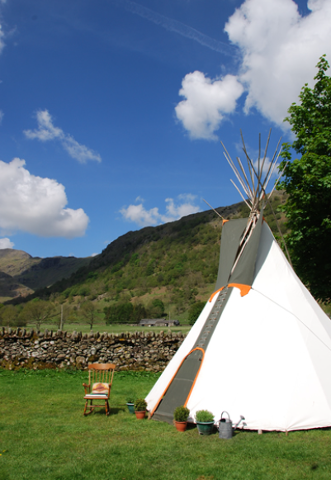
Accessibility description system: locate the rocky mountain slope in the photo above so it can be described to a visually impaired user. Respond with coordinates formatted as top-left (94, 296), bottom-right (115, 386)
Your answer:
top-left (0, 249), bottom-right (91, 301)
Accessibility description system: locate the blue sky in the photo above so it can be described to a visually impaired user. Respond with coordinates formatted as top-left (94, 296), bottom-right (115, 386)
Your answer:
top-left (0, 0), bottom-right (330, 258)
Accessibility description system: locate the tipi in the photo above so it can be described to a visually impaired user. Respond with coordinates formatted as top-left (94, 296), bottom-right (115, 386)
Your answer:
top-left (145, 132), bottom-right (331, 432)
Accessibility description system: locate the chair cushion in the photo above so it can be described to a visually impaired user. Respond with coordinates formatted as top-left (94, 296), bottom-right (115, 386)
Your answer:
top-left (92, 382), bottom-right (109, 394)
top-left (84, 393), bottom-right (108, 399)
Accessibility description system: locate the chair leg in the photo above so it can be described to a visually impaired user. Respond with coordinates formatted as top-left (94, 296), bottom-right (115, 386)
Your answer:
top-left (84, 400), bottom-right (94, 416)
top-left (105, 400), bottom-right (110, 416)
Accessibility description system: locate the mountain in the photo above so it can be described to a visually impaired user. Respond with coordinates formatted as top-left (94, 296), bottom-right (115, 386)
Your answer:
top-left (0, 249), bottom-right (91, 302)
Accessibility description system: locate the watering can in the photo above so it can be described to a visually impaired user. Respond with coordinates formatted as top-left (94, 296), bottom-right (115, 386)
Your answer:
top-left (218, 411), bottom-right (245, 439)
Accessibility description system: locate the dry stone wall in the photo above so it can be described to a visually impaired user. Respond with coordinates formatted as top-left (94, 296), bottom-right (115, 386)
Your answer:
top-left (0, 327), bottom-right (186, 372)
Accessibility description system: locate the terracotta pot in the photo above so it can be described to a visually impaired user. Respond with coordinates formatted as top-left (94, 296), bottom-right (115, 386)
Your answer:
top-left (135, 410), bottom-right (146, 419)
top-left (174, 421), bottom-right (187, 432)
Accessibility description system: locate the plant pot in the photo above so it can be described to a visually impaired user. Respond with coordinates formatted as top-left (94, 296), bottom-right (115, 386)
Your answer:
top-left (126, 403), bottom-right (135, 414)
top-left (196, 421), bottom-right (214, 435)
top-left (135, 410), bottom-right (146, 420)
top-left (174, 421), bottom-right (187, 432)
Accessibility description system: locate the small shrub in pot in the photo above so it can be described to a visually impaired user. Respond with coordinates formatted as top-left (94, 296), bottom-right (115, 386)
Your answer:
top-left (195, 410), bottom-right (214, 423)
top-left (134, 398), bottom-right (147, 412)
top-left (174, 406), bottom-right (190, 422)
top-left (126, 394), bottom-right (136, 414)
top-left (126, 395), bottom-right (135, 404)
top-left (195, 410), bottom-right (215, 435)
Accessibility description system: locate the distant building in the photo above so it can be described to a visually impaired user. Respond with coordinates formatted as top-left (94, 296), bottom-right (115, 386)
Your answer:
top-left (139, 319), bottom-right (180, 327)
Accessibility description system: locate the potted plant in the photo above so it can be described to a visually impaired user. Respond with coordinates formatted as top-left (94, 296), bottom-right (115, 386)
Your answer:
top-left (195, 410), bottom-right (215, 435)
top-left (126, 395), bottom-right (136, 414)
top-left (134, 398), bottom-right (147, 419)
top-left (173, 406), bottom-right (190, 432)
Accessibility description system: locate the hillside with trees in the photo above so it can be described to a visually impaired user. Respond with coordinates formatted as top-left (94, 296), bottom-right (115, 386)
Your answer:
top-left (0, 192), bottom-right (289, 329)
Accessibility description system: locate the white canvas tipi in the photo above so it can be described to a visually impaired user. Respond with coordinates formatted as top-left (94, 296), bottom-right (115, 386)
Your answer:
top-left (146, 133), bottom-right (331, 432)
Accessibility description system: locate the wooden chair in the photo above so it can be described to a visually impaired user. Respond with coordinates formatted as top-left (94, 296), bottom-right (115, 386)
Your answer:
top-left (83, 363), bottom-right (115, 416)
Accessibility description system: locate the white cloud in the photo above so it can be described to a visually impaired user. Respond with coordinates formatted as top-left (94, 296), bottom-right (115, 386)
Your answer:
top-left (24, 110), bottom-right (102, 163)
top-left (175, 0), bottom-right (331, 138)
top-left (0, 158), bottom-right (89, 238)
top-left (120, 194), bottom-right (201, 227)
top-left (0, 237), bottom-right (14, 249)
top-left (225, 0), bottom-right (331, 126)
top-left (175, 71), bottom-right (244, 140)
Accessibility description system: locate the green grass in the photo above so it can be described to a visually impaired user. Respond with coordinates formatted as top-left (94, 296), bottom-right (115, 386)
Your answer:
top-left (1, 369), bottom-right (331, 479)
top-left (31, 322), bottom-right (192, 335)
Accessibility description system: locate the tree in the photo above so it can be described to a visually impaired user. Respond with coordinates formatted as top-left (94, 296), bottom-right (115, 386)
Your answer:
top-left (147, 299), bottom-right (165, 318)
top-left (19, 300), bottom-right (55, 329)
top-left (188, 301), bottom-right (205, 325)
top-left (278, 55), bottom-right (331, 302)
top-left (55, 303), bottom-right (77, 330)
top-left (80, 301), bottom-right (98, 330)
top-left (0, 305), bottom-right (22, 327)
top-left (131, 303), bottom-right (147, 324)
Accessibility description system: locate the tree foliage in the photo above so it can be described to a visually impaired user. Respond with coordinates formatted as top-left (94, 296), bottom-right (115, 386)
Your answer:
top-left (104, 301), bottom-right (146, 324)
top-left (80, 301), bottom-right (98, 330)
top-left (0, 305), bottom-right (22, 327)
top-left (278, 55), bottom-right (331, 302)
top-left (188, 301), bottom-right (205, 325)
top-left (19, 299), bottom-right (55, 329)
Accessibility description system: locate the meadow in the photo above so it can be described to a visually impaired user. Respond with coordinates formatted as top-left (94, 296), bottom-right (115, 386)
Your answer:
top-left (1, 369), bottom-right (331, 480)
top-left (36, 322), bottom-right (192, 335)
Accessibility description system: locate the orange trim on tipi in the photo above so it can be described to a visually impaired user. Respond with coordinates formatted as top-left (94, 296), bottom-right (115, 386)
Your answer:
top-left (209, 286), bottom-right (225, 303)
top-left (228, 283), bottom-right (251, 296)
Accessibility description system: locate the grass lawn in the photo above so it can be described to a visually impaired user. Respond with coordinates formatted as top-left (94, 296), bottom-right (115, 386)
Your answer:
top-left (1, 369), bottom-right (331, 480)
top-left (35, 323), bottom-right (192, 336)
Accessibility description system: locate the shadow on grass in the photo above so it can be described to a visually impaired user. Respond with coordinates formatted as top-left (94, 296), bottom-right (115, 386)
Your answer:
top-left (82, 406), bottom-right (125, 417)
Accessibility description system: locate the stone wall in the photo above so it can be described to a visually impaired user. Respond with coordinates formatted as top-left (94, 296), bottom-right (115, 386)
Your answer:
top-left (0, 327), bottom-right (186, 372)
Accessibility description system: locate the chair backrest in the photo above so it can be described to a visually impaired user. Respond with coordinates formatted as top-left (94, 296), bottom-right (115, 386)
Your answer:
top-left (88, 363), bottom-right (115, 391)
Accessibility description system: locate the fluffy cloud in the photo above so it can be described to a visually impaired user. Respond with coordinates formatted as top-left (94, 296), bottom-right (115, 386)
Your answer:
top-left (0, 158), bottom-right (89, 238)
top-left (0, 237), bottom-right (14, 249)
top-left (175, 72), bottom-right (244, 140)
top-left (225, 0), bottom-right (331, 125)
top-left (120, 194), bottom-right (201, 227)
top-left (24, 110), bottom-right (102, 163)
top-left (175, 0), bottom-right (331, 138)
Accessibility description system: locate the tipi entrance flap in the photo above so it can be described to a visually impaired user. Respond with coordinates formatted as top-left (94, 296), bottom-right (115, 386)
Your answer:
top-left (150, 288), bottom-right (232, 423)
top-left (145, 291), bottom-right (219, 413)
top-left (152, 348), bottom-right (204, 424)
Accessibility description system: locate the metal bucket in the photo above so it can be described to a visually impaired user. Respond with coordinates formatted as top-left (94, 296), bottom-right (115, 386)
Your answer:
top-left (218, 411), bottom-right (233, 439)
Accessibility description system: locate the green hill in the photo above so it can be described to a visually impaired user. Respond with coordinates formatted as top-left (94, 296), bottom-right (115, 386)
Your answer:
top-left (5, 192), bottom-right (289, 325)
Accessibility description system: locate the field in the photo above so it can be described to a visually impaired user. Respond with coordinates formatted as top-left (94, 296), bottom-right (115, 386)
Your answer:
top-left (35, 322), bottom-right (192, 335)
top-left (1, 369), bottom-right (331, 480)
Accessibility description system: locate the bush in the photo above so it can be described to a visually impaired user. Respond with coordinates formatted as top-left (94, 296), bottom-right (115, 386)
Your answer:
top-left (134, 398), bottom-right (147, 411)
top-left (174, 406), bottom-right (190, 422)
top-left (195, 410), bottom-right (214, 423)
top-left (126, 394), bottom-right (136, 404)
top-left (188, 301), bottom-right (205, 325)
